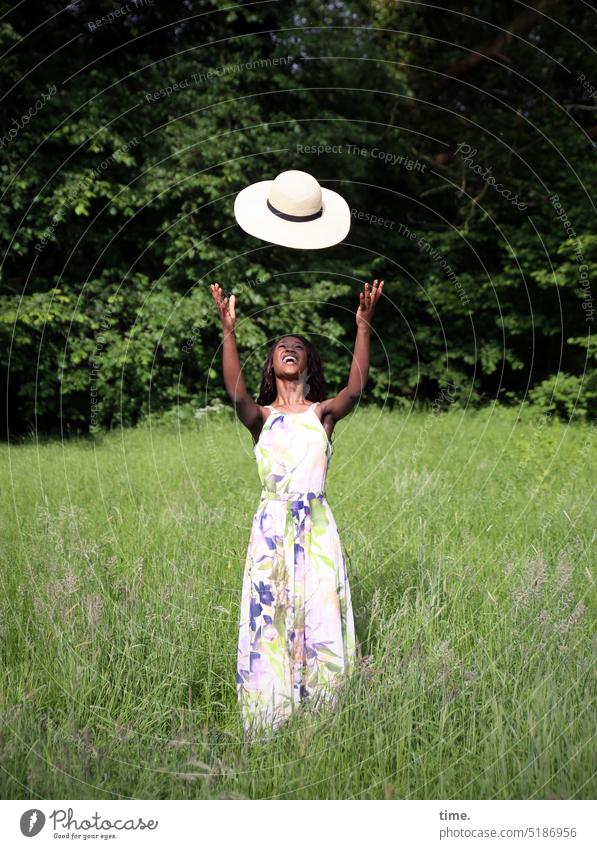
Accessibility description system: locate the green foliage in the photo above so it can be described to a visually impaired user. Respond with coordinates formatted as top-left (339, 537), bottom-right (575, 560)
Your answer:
top-left (528, 370), bottom-right (597, 421)
top-left (1, 1), bottom-right (595, 436)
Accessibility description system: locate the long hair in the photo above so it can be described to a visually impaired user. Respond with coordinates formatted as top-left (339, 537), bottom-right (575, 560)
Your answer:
top-left (255, 334), bottom-right (328, 406)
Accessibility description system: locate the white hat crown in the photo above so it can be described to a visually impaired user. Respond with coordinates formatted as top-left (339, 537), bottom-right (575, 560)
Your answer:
top-left (233, 168), bottom-right (350, 249)
top-left (267, 170), bottom-right (323, 217)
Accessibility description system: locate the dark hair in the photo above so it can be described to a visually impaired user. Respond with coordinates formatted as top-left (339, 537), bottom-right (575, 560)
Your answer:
top-left (255, 334), bottom-right (328, 406)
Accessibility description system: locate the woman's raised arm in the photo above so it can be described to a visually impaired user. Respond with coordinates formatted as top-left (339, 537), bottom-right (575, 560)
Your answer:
top-left (320, 279), bottom-right (384, 423)
top-left (210, 283), bottom-right (262, 435)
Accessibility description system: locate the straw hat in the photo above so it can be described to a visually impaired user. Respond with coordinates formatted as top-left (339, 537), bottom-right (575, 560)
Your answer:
top-left (233, 169), bottom-right (351, 249)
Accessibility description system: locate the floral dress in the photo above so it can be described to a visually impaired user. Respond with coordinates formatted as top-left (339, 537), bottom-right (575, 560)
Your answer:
top-left (236, 401), bottom-right (357, 740)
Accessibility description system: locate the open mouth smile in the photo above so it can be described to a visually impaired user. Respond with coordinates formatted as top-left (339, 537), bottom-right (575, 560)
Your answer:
top-left (282, 355), bottom-right (297, 364)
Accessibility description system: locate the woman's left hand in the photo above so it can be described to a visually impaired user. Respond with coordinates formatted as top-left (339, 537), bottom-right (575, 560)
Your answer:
top-left (356, 279), bottom-right (384, 330)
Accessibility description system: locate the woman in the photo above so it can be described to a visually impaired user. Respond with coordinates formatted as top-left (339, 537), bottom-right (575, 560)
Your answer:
top-left (211, 279), bottom-right (384, 741)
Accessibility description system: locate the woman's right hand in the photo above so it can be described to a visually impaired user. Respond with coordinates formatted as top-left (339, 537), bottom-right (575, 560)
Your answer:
top-left (211, 282), bottom-right (236, 333)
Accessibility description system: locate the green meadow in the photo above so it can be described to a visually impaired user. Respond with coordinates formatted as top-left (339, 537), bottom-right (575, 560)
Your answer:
top-left (1, 404), bottom-right (595, 800)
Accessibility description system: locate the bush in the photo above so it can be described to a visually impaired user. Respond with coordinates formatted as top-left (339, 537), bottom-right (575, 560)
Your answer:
top-left (527, 371), bottom-right (597, 421)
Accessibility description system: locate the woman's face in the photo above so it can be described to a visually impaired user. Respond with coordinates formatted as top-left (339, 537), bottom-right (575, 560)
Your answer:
top-left (273, 336), bottom-right (308, 376)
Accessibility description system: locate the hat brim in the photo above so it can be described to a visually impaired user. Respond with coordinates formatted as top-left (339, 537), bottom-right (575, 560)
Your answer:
top-left (234, 179), bottom-right (351, 250)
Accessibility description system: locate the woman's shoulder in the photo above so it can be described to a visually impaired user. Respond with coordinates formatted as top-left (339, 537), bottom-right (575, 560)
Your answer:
top-left (314, 398), bottom-right (333, 420)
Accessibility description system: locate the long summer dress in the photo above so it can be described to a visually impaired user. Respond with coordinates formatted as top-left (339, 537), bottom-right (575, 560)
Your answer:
top-left (236, 401), bottom-right (357, 740)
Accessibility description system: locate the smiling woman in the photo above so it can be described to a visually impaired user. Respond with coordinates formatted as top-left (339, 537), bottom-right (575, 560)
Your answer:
top-left (210, 278), bottom-right (384, 742)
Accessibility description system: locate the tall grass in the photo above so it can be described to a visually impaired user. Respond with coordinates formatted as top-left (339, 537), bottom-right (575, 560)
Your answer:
top-left (1, 404), bottom-right (595, 799)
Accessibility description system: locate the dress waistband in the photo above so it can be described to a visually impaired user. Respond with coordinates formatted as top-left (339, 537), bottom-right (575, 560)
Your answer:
top-left (260, 489), bottom-right (326, 502)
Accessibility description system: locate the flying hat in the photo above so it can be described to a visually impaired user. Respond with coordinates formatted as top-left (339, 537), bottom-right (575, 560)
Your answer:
top-left (233, 169), bottom-right (351, 250)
